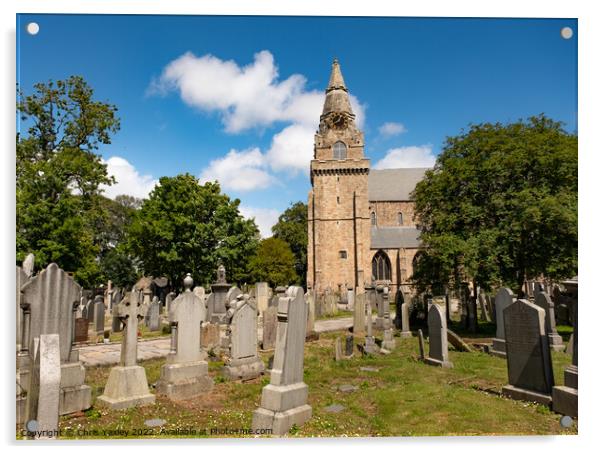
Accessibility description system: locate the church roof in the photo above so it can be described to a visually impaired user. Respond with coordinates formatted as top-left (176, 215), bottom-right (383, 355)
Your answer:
top-left (371, 226), bottom-right (422, 249)
top-left (368, 168), bottom-right (429, 201)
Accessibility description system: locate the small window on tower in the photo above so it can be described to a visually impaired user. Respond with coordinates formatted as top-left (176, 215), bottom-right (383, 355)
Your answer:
top-left (371, 211), bottom-right (377, 226)
top-left (337, 196), bottom-right (340, 204)
top-left (398, 212), bottom-right (403, 225)
top-left (333, 141), bottom-right (347, 160)
top-left (339, 250), bottom-right (347, 259)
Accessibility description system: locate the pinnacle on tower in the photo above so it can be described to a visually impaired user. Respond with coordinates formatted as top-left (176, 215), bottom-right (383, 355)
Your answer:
top-left (327, 58), bottom-right (348, 93)
top-left (322, 58), bottom-right (355, 118)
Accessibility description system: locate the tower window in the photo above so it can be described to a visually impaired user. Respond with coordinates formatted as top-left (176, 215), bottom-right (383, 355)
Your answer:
top-left (371, 211), bottom-right (377, 226)
top-left (339, 250), bottom-right (347, 259)
top-left (398, 212), bottom-right (403, 225)
top-left (337, 196), bottom-right (340, 204)
top-left (333, 141), bottom-right (347, 160)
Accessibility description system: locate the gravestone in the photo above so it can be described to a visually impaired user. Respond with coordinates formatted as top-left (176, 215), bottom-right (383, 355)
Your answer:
top-left (17, 266), bottom-right (30, 352)
top-left (393, 290), bottom-right (404, 330)
top-left (363, 298), bottom-right (379, 354)
top-left (97, 289), bottom-right (155, 409)
top-left (201, 322), bottom-right (220, 353)
top-left (207, 264), bottom-right (231, 323)
top-left (146, 297), bottom-right (161, 332)
top-left (485, 294), bottom-right (494, 322)
top-left (165, 291), bottom-right (176, 316)
top-left (347, 287), bottom-right (355, 311)
top-left (111, 296), bottom-right (123, 333)
top-left (305, 290), bottom-right (317, 338)
top-left (375, 285), bottom-right (391, 330)
top-left (467, 293), bottom-right (478, 333)
top-left (271, 286), bottom-right (287, 308)
top-left (490, 288), bottom-right (515, 358)
top-left (252, 286), bottom-right (312, 435)
top-left (74, 318), bottom-right (88, 343)
top-left (502, 299), bottom-right (554, 406)
top-left (345, 335), bottom-right (354, 357)
top-left (478, 292), bottom-right (491, 322)
top-left (553, 298), bottom-right (578, 417)
top-left (262, 306), bottom-right (278, 350)
top-left (334, 337), bottom-right (343, 361)
top-left (534, 292), bottom-right (564, 351)
top-left (417, 329), bottom-right (425, 360)
top-left (399, 302), bottom-right (412, 338)
top-left (19, 263), bottom-right (91, 419)
top-left (223, 295), bottom-right (265, 380)
top-left (25, 334), bottom-right (61, 439)
top-left (156, 274), bottom-right (213, 400)
top-left (256, 282), bottom-right (269, 313)
top-left (353, 291), bottom-right (366, 335)
top-left (93, 295), bottom-right (105, 336)
top-left (425, 304), bottom-right (453, 368)
top-left (382, 327), bottom-right (396, 350)
top-left (85, 299), bottom-right (94, 324)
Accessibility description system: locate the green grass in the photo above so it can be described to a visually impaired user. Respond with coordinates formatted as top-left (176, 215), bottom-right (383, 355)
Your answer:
top-left (30, 328), bottom-right (575, 439)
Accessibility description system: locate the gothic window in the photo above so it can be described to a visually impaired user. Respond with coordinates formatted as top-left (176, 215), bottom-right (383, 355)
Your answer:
top-left (398, 212), bottom-right (403, 225)
top-left (372, 250), bottom-right (391, 281)
top-left (371, 211), bottom-right (377, 226)
top-left (333, 141), bottom-right (347, 160)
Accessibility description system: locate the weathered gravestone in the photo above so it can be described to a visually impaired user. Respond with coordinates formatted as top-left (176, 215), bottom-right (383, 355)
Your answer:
top-left (74, 318), bottom-right (88, 343)
top-left (345, 335), bottom-right (354, 357)
top-left (19, 263), bottom-right (91, 420)
top-left (334, 337), bottom-right (343, 362)
top-left (93, 295), bottom-right (105, 336)
top-left (156, 274), bottom-right (213, 400)
top-left (305, 290), bottom-right (317, 339)
top-left (375, 285), bottom-right (391, 330)
top-left (466, 291), bottom-right (478, 333)
top-left (490, 288), bottom-right (516, 358)
top-left (201, 322), bottom-right (220, 353)
top-left (111, 296), bottom-right (123, 333)
top-left (502, 299), bottom-right (554, 406)
top-left (97, 290), bottom-right (155, 409)
top-left (206, 264), bottom-right (231, 323)
top-left (22, 252), bottom-right (35, 277)
top-left (262, 306), bottom-right (278, 350)
top-left (478, 292), bottom-right (491, 322)
top-left (256, 282), bottom-right (269, 313)
top-left (252, 286), bottom-right (312, 435)
top-left (353, 291), bottom-right (366, 335)
top-left (25, 334), bottom-right (61, 439)
top-left (553, 298), bottom-right (578, 417)
top-left (146, 297), bottom-right (161, 332)
top-left (347, 287), bottom-right (355, 311)
top-left (223, 295), bottom-right (265, 380)
top-left (393, 290), bottom-right (404, 330)
top-left (399, 302), bottom-right (412, 338)
top-left (271, 286), bottom-right (287, 308)
top-left (165, 291), bottom-right (176, 316)
top-left (363, 298), bottom-right (379, 354)
top-left (425, 304), bottom-right (453, 368)
top-left (534, 292), bottom-right (564, 351)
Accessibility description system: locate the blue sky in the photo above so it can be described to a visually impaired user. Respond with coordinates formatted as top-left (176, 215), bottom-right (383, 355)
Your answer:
top-left (16, 14), bottom-right (577, 236)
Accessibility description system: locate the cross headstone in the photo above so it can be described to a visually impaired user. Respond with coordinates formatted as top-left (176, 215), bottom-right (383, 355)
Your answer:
top-left (502, 299), bottom-right (554, 406)
top-left (425, 304), bottom-right (453, 368)
top-left (252, 286), bottom-right (312, 435)
top-left (490, 288), bottom-right (515, 357)
top-left (534, 292), bottom-right (564, 351)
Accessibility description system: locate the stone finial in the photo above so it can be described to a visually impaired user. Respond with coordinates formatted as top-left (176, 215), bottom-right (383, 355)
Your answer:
top-left (184, 273), bottom-right (193, 291)
top-left (22, 253), bottom-right (35, 277)
top-left (216, 264), bottom-right (226, 283)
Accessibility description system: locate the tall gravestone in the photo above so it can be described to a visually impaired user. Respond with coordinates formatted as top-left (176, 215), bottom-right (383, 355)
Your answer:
top-left (157, 274), bottom-right (213, 400)
top-left (305, 290), bottom-right (317, 338)
top-left (165, 291), bottom-right (176, 316)
top-left (207, 264), bottom-right (231, 323)
top-left (111, 296), bottom-right (123, 333)
top-left (353, 290), bottom-right (366, 335)
top-left (375, 285), bottom-right (391, 330)
top-left (223, 295), bottom-right (265, 380)
top-left (146, 297), bottom-right (161, 332)
top-left (399, 302), bottom-right (412, 338)
top-left (363, 298), bottom-right (379, 354)
top-left (393, 290), bottom-right (404, 330)
top-left (553, 297), bottom-right (578, 416)
top-left (93, 295), bottom-right (105, 336)
top-left (490, 288), bottom-right (515, 358)
top-left (262, 306), bottom-right (278, 350)
top-left (425, 304), bottom-right (453, 368)
top-left (478, 292), bottom-right (491, 322)
top-left (16, 266), bottom-right (29, 352)
top-left (18, 263), bottom-right (91, 420)
top-left (252, 286), bottom-right (312, 435)
top-left (25, 334), bottom-right (61, 439)
top-left (97, 290), bottom-right (155, 409)
top-left (502, 299), bottom-right (554, 405)
top-left (534, 292), bottom-right (564, 351)
top-left (256, 282), bottom-right (269, 313)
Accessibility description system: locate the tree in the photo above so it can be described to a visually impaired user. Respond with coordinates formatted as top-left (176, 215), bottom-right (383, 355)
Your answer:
top-left (16, 76), bottom-right (120, 287)
top-left (272, 201), bottom-right (308, 286)
top-left (127, 174), bottom-right (260, 290)
top-left (248, 237), bottom-right (298, 288)
top-left (412, 115), bottom-right (577, 294)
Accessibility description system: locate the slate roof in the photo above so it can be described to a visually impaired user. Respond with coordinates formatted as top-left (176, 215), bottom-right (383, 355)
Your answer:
top-left (368, 168), bottom-right (429, 201)
top-left (371, 227), bottom-right (422, 249)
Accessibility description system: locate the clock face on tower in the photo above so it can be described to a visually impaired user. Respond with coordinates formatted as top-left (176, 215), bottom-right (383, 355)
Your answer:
top-left (329, 112), bottom-right (348, 130)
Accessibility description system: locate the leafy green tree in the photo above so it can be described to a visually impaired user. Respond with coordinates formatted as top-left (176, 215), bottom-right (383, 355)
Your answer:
top-left (248, 237), bottom-right (298, 288)
top-left (127, 174), bottom-right (260, 290)
top-left (16, 76), bottom-right (120, 286)
top-left (272, 201), bottom-right (307, 286)
top-left (412, 115), bottom-right (577, 294)
top-left (99, 245), bottom-right (140, 288)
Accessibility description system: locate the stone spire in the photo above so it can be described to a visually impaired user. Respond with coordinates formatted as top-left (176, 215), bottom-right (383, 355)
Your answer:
top-left (321, 58), bottom-right (355, 119)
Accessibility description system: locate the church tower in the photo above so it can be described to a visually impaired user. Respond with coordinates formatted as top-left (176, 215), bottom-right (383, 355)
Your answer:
top-left (307, 59), bottom-right (371, 294)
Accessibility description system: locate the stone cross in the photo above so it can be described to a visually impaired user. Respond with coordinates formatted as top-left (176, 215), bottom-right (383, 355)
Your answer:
top-left (117, 290), bottom-right (147, 367)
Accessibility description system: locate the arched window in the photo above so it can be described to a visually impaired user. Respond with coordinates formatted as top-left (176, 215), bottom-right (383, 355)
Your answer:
top-left (332, 141), bottom-right (347, 160)
top-left (371, 211), bottom-right (377, 226)
top-left (372, 250), bottom-right (392, 282)
top-left (398, 212), bottom-right (403, 225)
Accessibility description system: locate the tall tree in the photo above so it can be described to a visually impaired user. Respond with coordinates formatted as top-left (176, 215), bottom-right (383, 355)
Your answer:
top-left (248, 237), bottom-right (298, 288)
top-left (412, 115), bottom-right (577, 294)
top-left (16, 76), bottom-right (120, 286)
top-left (272, 201), bottom-right (308, 286)
top-left (127, 174), bottom-right (260, 289)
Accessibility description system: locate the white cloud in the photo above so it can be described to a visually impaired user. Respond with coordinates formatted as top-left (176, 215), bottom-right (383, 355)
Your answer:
top-left (239, 206), bottom-right (280, 238)
top-left (373, 145), bottom-right (437, 169)
top-left (378, 121), bottom-right (407, 138)
top-left (101, 156), bottom-right (158, 199)
top-left (199, 147), bottom-right (275, 192)
top-left (266, 124), bottom-right (315, 173)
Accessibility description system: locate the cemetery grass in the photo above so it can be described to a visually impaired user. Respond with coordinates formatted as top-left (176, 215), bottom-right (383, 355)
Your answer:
top-left (57, 330), bottom-right (576, 439)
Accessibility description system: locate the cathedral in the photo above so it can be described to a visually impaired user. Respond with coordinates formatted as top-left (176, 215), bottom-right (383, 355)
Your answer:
top-left (307, 59), bottom-right (428, 296)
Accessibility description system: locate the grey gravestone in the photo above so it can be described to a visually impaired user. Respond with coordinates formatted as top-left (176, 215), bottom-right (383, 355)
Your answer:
top-left (502, 299), bottom-right (554, 406)
top-left (201, 322), bottom-right (220, 353)
top-left (347, 288), bottom-right (355, 311)
top-left (553, 297), bottom-right (578, 417)
top-left (261, 306), bottom-right (278, 350)
top-left (93, 295), bottom-right (105, 335)
top-left (399, 302), bottom-right (412, 338)
top-left (425, 304), bottom-right (453, 368)
top-left (334, 337), bottom-right (343, 362)
top-left (375, 285), bottom-right (391, 330)
top-left (345, 335), bottom-right (354, 357)
top-left (74, 318), bottom-right (88, 343)
top-left (353, 292), bottom-right (366, 335)
top-left (467, 294), bottom-right (478, 333)
top-left (271, 286), bottom-right (287, 308)
top-left (25, 334), bottom-right (61, 439)
top-left (393, 290), bottom-right (404, 330)
top-left (146, 298), bottom-right (161, 332)
top-left (207, 264), bottom-right (231, 323)
top-left (417, 329), bottom-right (425, 360)
top-left (491, 288), bottom-right (515, 357)
top-left (156, 274), bottom-right (213, 400)
top-left (96, 289), bottom-right (155, 409)
top-left (478, 292), bottom-right (491, 322)
top-left (256, 282), bottom-right (269, 313)
top-left (338, 384), bottom-right (358, 393)
top-left (223, 295), bottom-right (265, 380)
top-left (363, 298), bottom-right (379, 354)
top-left (534, 292), bottom-right (564, 351)
top-left (252, 286), bottom-right (312, 435)
top-left (111, 296), bottom-right (123, 333)
top-left (165, 291), bottom-right (176, 316)
top-left (305, 290), bottom-right (316, 336)
top-left (16, 266), bottom-right (29, 351)
top-left (19, 263), bottom-right (91, 418)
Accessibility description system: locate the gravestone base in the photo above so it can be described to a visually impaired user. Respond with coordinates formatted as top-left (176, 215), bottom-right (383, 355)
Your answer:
top-left (222, 356), bottom-right (265, 381)
top-left (552, 386), bottom-right (578, 417)
top-left (57, 362), bottom-right (91, 414)
top-left (399, 330), bottom-right (412, 339)
top-left (425, 357), bottom-right (453, 368)
top-left (490, 338), bottom-right (506, 358)
top-left (382, 330), bottom-right (396, 350)
top-left (156, 361), bottom-right (214, 400)
top-left (548, 333), bottom-right (564, 352)
top-left (363, 336), bottom-right (379, 354)
top-left (251, 382), bottom-right (312, 435)
top-left (96, 366), bottom-right (155, 410)
top-left (502, 384), bottom-right (552, 407)
top-left (564, 365), bottom-right (578, 389)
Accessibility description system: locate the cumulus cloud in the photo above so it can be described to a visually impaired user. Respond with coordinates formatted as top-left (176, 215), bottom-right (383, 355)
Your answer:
top-left (378, 121), bottom-right (407, 138)
top-left (373, 145), bottom-right (437, 169)
top-left (101, 156), bottom-right (158, 199)
top-left (199, 147), bottom-right (275, 192)
top-left (239, 205), bottom-right (280, 238)
top-left (266, 124), bottom-right (315, 173)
